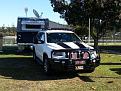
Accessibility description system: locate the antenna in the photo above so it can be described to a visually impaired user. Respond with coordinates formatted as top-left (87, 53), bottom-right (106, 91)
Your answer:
top-left (25, 7), bottom-right (28, 17)
top-left (40, 12), bottom-right (43, 18)
top-left (33, 9), bottom-right (40, 18)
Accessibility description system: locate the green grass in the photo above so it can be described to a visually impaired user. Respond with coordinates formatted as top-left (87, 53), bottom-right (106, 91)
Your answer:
top-left (99, 43), bottom-right (121, 46)
top-left (0, 53), bottom-right (121, 91)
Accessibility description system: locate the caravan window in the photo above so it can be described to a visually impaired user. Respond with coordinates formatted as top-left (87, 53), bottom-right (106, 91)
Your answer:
top-left (26, 24), bottom-right (41, 29)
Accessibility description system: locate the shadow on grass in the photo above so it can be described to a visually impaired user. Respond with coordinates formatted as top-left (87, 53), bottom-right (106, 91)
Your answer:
top-left (110, 68), bottom-right (121, 75)
top-left (77, 75), bottom-right (95, 82)
top-left (0, 56), bottom-right (94, 82)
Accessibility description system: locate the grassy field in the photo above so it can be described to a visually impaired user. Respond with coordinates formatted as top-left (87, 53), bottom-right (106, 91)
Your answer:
top-left (0, 53), bottom-right (121, 91)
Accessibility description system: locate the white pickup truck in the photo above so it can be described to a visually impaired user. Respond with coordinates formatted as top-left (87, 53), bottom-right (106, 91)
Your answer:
top-left (33, 29), bottom-right (100, 74)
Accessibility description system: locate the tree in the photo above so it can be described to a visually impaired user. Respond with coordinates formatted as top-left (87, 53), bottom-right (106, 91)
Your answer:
top-left (50, 0), bottom-right (121, 49)
top-left (0, 24), bottom-right (16, 36)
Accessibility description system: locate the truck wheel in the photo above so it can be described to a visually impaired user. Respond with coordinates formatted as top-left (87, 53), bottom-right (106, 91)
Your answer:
top-left (33, 50), bottom-right (37, 62)
top-left (43, 56), bottom-right (51, 75)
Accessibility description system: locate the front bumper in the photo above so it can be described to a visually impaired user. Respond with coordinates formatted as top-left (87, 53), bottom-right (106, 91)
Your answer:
top-left (49, 49), bottom-right (100, 72)
top-left (48, 57), bottom-right (100, 72)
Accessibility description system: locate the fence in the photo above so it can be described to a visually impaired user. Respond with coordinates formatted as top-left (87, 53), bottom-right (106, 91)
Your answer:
top-left (83, 39), bottom-right (121, 46)
top-left (0, 38), bottom-right (2, 51)
top-left (1, 36), bottom-right (121, 46)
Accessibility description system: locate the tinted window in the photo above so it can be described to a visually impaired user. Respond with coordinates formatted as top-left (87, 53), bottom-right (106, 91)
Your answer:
top-left (47, 33), bottom-right (80, 43)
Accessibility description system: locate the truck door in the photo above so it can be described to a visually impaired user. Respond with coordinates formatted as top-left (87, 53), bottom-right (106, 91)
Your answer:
top-left (35, 32), bottom-right (45, 61)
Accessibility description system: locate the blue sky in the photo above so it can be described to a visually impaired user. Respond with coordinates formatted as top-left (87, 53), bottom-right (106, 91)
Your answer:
top-left (0, 0), bottom-right (67, 27)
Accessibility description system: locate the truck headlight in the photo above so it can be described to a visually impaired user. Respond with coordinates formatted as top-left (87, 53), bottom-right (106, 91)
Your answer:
top-left (52, 51), bottom-right (66, 59)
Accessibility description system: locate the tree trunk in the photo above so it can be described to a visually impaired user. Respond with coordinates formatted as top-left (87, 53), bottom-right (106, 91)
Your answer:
top-left (94, 37), bottom-right (99, 50)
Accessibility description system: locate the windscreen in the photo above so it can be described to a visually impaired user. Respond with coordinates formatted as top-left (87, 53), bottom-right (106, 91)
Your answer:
top-left (47, 33), bottom-right (81, 43)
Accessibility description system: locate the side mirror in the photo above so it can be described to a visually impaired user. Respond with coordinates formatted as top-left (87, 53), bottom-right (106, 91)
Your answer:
top-left (33, 37), bottom-right (38, 44)
top-left (38, 40), bottom-right (44, 44)
top-left (33, 36), bottom-right (45, 44)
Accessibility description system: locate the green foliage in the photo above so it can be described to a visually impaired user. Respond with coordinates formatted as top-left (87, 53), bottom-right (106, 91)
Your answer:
top-left (50, 0), bottom-right (121, 49)
top-left (74, 25), bottom-right (88, 36)
top-left (50, 0), bottom-right (121, 25)
top-left (0, 32), bottom-right (3, 38)
top-left (0, 25), bottom-right (16, 36)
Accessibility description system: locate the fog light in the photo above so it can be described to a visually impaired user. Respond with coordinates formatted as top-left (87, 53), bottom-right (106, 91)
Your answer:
top-left (62, 61), bottom-right (65, 64)
top-left (69, 59), bottom-right (72, 62)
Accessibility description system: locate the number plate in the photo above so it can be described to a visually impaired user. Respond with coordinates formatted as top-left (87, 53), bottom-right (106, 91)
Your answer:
top-left (75, 61), bottom-right (85, 65)
top-left (75, 66), bottom-right (83, 70)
